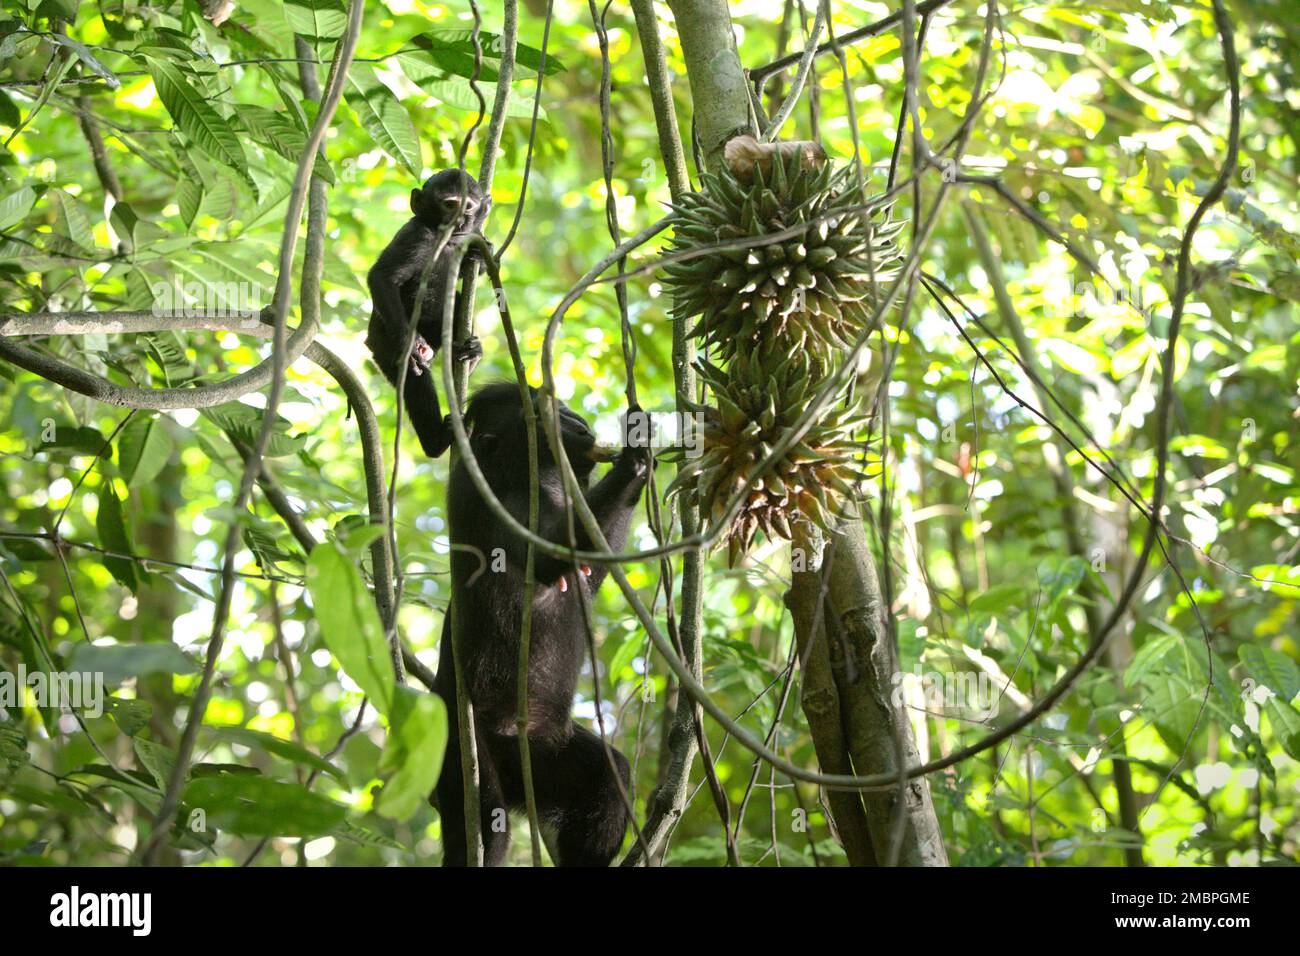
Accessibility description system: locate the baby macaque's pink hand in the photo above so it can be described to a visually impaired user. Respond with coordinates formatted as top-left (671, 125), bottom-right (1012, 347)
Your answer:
top-left (558, 576), bottom-right (569, 593)
top-left (408, 337), bottom-right (435, 377)
top-left (580, 565), bottom-right (592, 577)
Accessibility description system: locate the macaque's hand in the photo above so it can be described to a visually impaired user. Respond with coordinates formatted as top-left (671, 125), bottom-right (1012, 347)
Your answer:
top-left (409, 336), bottom-right (435, 376)
top-left (618, 403), bottom-right (653, 477)
top-left (453, 335), bottom-right (483, 374)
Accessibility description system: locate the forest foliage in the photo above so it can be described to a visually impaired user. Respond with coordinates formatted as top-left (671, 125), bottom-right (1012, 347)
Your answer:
top-left (0, 0), bottom-right (1297, 866)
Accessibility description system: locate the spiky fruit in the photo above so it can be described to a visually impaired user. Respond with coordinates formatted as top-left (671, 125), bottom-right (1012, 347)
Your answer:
top-left (667, 346), bottom-right (875, 566)
top-left (662, 151), bottom-right (905, 366)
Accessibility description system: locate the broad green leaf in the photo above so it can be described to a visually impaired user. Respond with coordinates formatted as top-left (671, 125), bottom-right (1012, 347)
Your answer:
top-left (375, 685), bottom-right (448, 819)
top-left (182, 775), bottom-right (347, 837)
top-left (0, 90), bottom-right (18, 127)
top-left (243, 516), bottom-right (304, 576)
top-left (408, 30), bottom-right (567, 81)
top-left (109, 200), bottom-right (169, 249)
top-left (969, 584), bottom-right (1024, 615)
top-left (201, 402), bottom-right (305, 458)
top-left (345, 67), bottom-right (420, 176)
top-left (240, 105), bottom-right (336, 184)
top-left (1125, 631), bottom-right (1180, 688)
top-left (306, 541), bottom-right (395, 713)
top-left (283, 0), bottom-right (347, 39)
top-left (146, 58), bottom-right (251, 186)
top-left (69, 642), bottom-right (197, 685)
top-left (140, 331), bottom-right (193, 386)
top-left (118, 414), bottom-right (174, 489)
top-left (54, 189), bottom-right (95, 250)
top-left (46, 33), bottom-right (120, 89)
top-left (1240, 645), bottom-right (1300, 703)
top-left (0, 185), bottom-right (37, 232)
top-left (105, 697), bottom-right (152, 737)
top-left (1143, 671), bottom-right (1203, 752)
top-left (175, 177), bottom-right (203, 228)
top-left (1264, 699), bottom-right (1300, 761)
top-left (1177, 637), bottom-right (1242, 725)
top-left (133, 737), bottom-right (176, 792)
top-left (424, 78), bottom-right (547, 119)
top-left (608, 631), bottom-right (644, 684)
top-left (213, 727), bottom-right (345, 781)
top-left (36, 424), bottom-right (106, 457)
top-left (95, 483), bottom-right (139, 593)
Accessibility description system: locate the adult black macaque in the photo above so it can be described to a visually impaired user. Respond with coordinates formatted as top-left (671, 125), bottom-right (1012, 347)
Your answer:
top-left (433, 383), bottom-right (651, 867)
top-left (366, 168), bottom-right (491, 458)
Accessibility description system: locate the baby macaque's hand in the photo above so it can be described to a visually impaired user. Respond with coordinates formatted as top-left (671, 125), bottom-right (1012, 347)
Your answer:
top-left (409, 336), bottom-right (435, 376)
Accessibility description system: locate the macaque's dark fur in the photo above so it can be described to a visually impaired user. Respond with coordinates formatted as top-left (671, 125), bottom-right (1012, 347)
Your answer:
top-left (366, 168), bottom-right (490, 458)
top-left (433, 383), bottom-right (650, 867)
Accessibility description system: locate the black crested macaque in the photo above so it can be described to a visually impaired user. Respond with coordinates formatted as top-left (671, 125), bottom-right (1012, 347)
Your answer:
top-left (366, 168), bottom-right (491, 458)
top-left (433, 383), bottom-right (651, 867)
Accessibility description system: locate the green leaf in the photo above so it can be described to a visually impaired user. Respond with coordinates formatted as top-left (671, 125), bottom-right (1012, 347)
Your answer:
top-left (118, 414), bottom-right (174, 489)
top-left (105, 697), bottom-right (152, 737)
top-left (201, 401), bottom-right (305, 458)
top-left (95, 483), bottom-right (139, 593)
top-left (0, 721), bottom-right (30, 784)
top-left (424, 77), bottom-right (546, 119)
top-left (175, 178), bottom-right (203, 228)
top-left (0, 90), bottom-right (19, 127)
top-left (182, 775), bottom-right (347, 837)
top-left (0, 185), bottom-right (38, 232)
top-left (345, 67), bottom-right (421, 177)
top-left (240, 105), bottom-right (335, 184)
top-left (1142, 671), bottom-right (1203, 752)
top-left (283, 0), bottom-right (347, 39)
top-left (333, 820), bottom-right (405, 850)
top-left (146, 58), bottom-right (251, 186)
top-left (109, 200), bottom-right (168, 249)
top-left (1039, 555), bottom-right (1086, 607)
top-left (213, 727), bottom-right (345, 781)
top-left (36, 424), bottom-right (107, 457)
top-left (408, 30), bottom-right (566, 81)
top-left (969, 584), bottom-right (1024, 615)
top-left (1239, 645), bottom-right (1300, 704)
top-left (140, 330), bottom-right (193, 386)
top-left (243, 515), bottom-right (304, 576)
top-left (608, 631), bottom-right (645, 684)
top-left (133, 737), bottom-right (176, 792)
top-left (1125, 631), bottom-right (1180, 688)
top-left (46, 33), bottom-right (121, 89)
top-left (375, 685), bottom-right (447, 819)
top-left (306, 541), bottom-right (395, 713)
top-left (1264, 699), bottom-right (1300, 761)
top-left (69, 642), bottom-right (197, 685)
top-left (54, 189), bottom-right (95, 250)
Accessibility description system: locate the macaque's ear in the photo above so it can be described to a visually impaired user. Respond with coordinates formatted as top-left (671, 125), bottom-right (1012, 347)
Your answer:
top-left (410, 188), bottom-right (424, 217)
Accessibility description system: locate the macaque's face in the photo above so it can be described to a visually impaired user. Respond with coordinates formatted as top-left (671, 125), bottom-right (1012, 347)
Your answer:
top-left (410, 169), bottom-right (489, 232)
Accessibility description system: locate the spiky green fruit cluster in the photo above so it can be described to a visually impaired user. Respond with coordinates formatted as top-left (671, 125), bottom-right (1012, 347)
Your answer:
top-left (667, 346), bottom-right (873, 566)
top-left (662, 151), bottom-right (904, 365)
